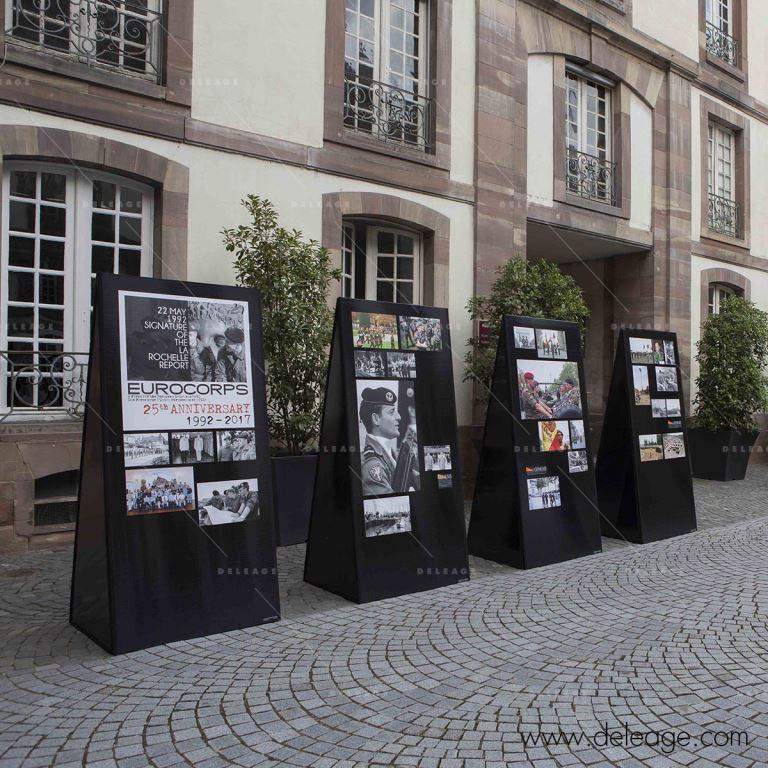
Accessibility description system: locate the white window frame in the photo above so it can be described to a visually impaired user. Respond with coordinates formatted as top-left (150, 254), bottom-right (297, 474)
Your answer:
top-left (0, 161), bottom-right (153, 415)
top-left (565, 70), bottom-right (612, 162)
top-left (364, 224), bottom-right (422, 305)
top-left (708, 282), bottom-right (737, 315)
top-left (707, 122), bottom-right (735, 202)
top-left (341, 222), bottom-right (355, 298)
top-left (706, 0), bottom-right (732, 36)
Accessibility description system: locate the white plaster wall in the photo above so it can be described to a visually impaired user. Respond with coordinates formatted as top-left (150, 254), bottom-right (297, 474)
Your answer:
top-left (747, 0), bottom-right (768, 105)
top-left (0, 106), bottom-right (475, 425)
top-left (632, 0), bottom-right (699, 61)
top-left (629, 92), bottom-right (652, 231)
top-left (526, 55), bottom-right (554, 206)
top-left (450, 0), bottom-right (476, 184)
top-left (191, 0), bottom-right (326, 147)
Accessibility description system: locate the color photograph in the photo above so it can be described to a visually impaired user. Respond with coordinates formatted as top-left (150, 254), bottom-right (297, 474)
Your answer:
top-left (639, 433), bottom-right (664, 462)
top-left (656, 366), bottom-right (679, 392)
top-left (197, 479), bottom-right (259, 526)
top-left (363, 495), bottom-right (412, 537)
top-left (513, 326), bottom-right (536, 350)
top-left (632, 365), bottom-right (650, 406)
top-left (351, 312), bottom-right (399, 349)
top-left (354, 349), bottom-right (387, 377)
top-left (664, 339), bottom-right (676, 365)
top-left (652, 339), bottom-right (666, 364)
top-left (569, 419), bottom-right (586, 450)
top-left (398, 316), bottom-right (442, 351)
top-left (423, 445), bottom-right (451, 471)
top-left (629, 337), bottom-right (654, 364)
top-left (517, 360), bottom-right (582, 420)
top-left (527, 475), bottom-right (561, 510)
top-left (357, 379), bottom-right (420, 496)
top-left (125, 467), bottom-right (194, 516)
top-left (386, 351), bottom-right (417, 378)
top-left (535, 328), bottom-right (567, 359)
top-left (216, 430), bottom-right (257, 462)
top-left (663, 432), bottom-right (686, 459)
top-left (123, 432), bottom-right (169, 468)
top-left (538, 420), bottom-right (571, 451)
top-left (568, 450), bottom-right (589, 473)
top-left (170, 431), bottom-right (215, 464)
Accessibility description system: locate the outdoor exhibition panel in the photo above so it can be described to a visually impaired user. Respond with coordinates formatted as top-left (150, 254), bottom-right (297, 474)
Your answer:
top-left (596, 329), bottom-right (696, 543)
top-left (468, 316), bottom-right (602, 568)
top-left (70, 274), bottom-right (279, 654)
top-left (304, 298), bottom-right (469, 603)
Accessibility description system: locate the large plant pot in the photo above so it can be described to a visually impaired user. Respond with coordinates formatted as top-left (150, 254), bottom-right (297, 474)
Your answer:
top-left (271, 454), bottom-right (318, 546)
top-left (688, 426), bottom-right (759, 481)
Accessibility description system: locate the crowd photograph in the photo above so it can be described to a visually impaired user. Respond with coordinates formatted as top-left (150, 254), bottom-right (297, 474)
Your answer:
top-left (197, 479), bottom-right (260, 526)
top-left (629, 337), bottom-right (655, 365)
top-left (125, 467), bottom-right (195, 516)
top-left (123, 432), bottom-right (170, 468)
top-left (386, 351), bottom-right (417, 378)
top-left (656, 366), bottom-right (679, 392)
top-left (663, 432), bottom-right (686, 459)
top-left (354, 350), bottom-right (387, 377)
top-left (423, 445), bottom-right (452, 471)
top-left (398, 316), bottom-right (442, 351)
top-left (363, 495), bottom-right (412, 537)
top-left (516, 360), bottom-right (582, 420)
top-left (568, 450), bottom-right (589, 473)
top-left (351, 312), bottom-right (399, 349)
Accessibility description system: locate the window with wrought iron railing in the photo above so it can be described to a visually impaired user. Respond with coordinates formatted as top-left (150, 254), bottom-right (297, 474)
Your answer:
top-left (343, 0), bottom-right (433, 152)
top-left (707, 122), bottom-right (741, 238)
top-left (5, 0), bottom-right (164, 82)
top-left (705, 0), bottom-right (739, 67)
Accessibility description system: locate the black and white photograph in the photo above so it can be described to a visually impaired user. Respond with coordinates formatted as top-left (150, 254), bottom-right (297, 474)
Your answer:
top-left (535, 328), bottom-right (567, 359)
top-left (517, 360), bottom-right (582, 420)
top-left (639, 433), bottom-right (664, 462)
top-left (357, 379), bottom-right (420, 496)
top-left (386, 351), bottom-right (417, 378)
top-left (569, 419), bottom-right (586, 450)
top-left (655, 366), bottom-right (679, 392)
top-left (398, 316), bottom-right (442, 351)
top-left (123, 432), bottom-right (169, 468)
top-left (568, 450), bottom-right (589, 473)
top-left (629, 337), bottom-right (654, 365)
top-left (125, 467), bottom-right (194, 516)
top-left (216, 430), bottom-right (257, 462)
top-left (513, 326), bottom-right (536, 350)
top-left (527, 475), bottom-right (561, 510)
top-left (651, 398), bottom-right (667, 418)
top-left (170, 431), bottom-right (215, 464)
top-left (664, 339), bottom-right (676, 365)
top-left (538, 420), bottom-right (571, 452)
top-left (633, 365), bottom-right (650, 406)
top-left (423, 444), bottom-right (452, 471)
top-left (666, 398), bottom-right (682, 417)
top-left (351, 312), bottom-right (399, 349)
top-left (363, 495), bottom-right (412, 537)
top-left (663, 432), bottom-right (686, 459)
top-left (197, 479), bottom-right (259, 526)
top-left (354, 350), bottom-right (387, 377)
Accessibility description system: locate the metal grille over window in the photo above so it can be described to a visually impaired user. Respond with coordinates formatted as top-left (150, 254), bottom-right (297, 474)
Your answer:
top-left (6, 0), bottom-right (163, 82)
top-left (705, 0), bottom-right (739, 67)
top-left (707, 123), bottom-right (741, 238)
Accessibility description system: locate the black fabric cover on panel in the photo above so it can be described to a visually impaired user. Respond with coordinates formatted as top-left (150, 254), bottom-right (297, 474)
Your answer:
top-left (468, 316), bottom-right (602, 568)
top-left (304, 298), bottom-right (469, 603)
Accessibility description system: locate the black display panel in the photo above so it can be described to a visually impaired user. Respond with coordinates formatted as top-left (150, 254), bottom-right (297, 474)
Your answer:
top-left (304, 298), bottom-right (469, 603)
top-left (596, 329), bottom-right (696, 543)
top-left (70, 274), bottom-right (280, 654)
top-left (468, 316), bottom-right (602, 568)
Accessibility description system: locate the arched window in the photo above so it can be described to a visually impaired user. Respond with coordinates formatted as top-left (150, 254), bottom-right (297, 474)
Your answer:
top-left (707, 281), bottom-right (742, 315)
top-left (1, 161), bottom-right (154, 412)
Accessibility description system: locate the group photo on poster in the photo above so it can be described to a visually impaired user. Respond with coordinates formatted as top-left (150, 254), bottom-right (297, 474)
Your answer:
top-left (351, 312), bottom-right (399, 349)
top-left (197, 479), bottom-right (259, 526)
top-left (629, 337), bottom-right (655, 365)
top-left (123, 432), bottom-right (169, 468)
top-left (398, 316), bottom-right (442, 351)
top-left (170, 431), bottom-right (215, 464)
top-left (125, 467), bottom-right (195, 516)
top-left (357, 379), bottom-right (420, 496)
top-left (517, 360), bottom-right (582, 420)
top-left (119, 291), bottom-right (254, 432)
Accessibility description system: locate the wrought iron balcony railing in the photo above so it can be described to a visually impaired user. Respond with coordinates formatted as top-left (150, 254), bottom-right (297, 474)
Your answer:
top-left (566, 148), bottom-right (617, 206)
top-left (6, 0), bottom-right (163, 82)
top-left (344, 76), bottom-right (434, 152)
top-left (708, 193), bottom-right (741, 239)
top-left (705, 21), bottom-right (740, 68)
top-left (0, 350), bottom-right (89, 422)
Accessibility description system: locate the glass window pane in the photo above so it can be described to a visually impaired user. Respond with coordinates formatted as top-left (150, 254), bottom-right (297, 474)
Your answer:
top-left (377, 256), bottom-right (394, 278)
top-left (38, 307), bottom-right (64, 339)
top-left (8, 271), bottom-right (34, 302)
top-left (397, 234), bottom-right (414, 254)
top-left (10, 170), bottom-right (36, 198)
top-left (8, 236), bottom-right (35, 267)
top-left (41, 173), bottom-right (66, 202)
top-left (377, 231), bottom-right (395, 253)
top-left (377, 281), bottom-right (394, 302)
top-left (93, 180), bottom-right (116, 210)
top-left (91, 245), bottom-right (114, 274)
top-left (359, 15), bottom-right (373, 40)
top-left (7, 341), bottom-right (33, 366)
top-left (120, 187), bottom-right (143, 214)
top-left (40, 240), bottom-right (64, 271)
top-left (7, 306), bottom-right (34, 338)
top-left (92, 212), bottom-right (115, 242)
top-left (40, 205), bottom-right (66, 237)
top-left (397, 256), bottom-right (413, 280)
top-left (9, 201), bottom-right (36, 233)
top-left (119, 216), bottom-right (142, 246)
top-left (360, 0), bottom-right (373, 17)
top-left (39, 273), bottom-right (64, 305)
top-left (395, 282), bottom-right (413, 304)
top-left (344, 277), bottom-right (352, 297)
top-left (118, 249), bottom-right (141, 276)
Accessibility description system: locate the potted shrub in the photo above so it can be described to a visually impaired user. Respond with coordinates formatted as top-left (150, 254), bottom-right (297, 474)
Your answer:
top-left (689, 295), bottom-right (768, 481)
top-left (223, 196), bottom-right (341, 544)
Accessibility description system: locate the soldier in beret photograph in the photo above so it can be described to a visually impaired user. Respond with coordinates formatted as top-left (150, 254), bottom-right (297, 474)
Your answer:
top-left (215, 326), bottom-right (246, 382)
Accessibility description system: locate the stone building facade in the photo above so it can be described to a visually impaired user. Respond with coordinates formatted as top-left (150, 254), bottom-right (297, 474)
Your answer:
top-left (0, 0), bottom-right (764, 547)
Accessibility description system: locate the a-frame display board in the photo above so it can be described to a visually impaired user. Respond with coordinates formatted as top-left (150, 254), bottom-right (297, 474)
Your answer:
top-left (70, 274), bottom-right (280, 654)
top-left (596, 329), bottom-right (696, 543)
top-left (468, 316), bottom-right (602, 569)
top-left (304, 298), bottom-right (469, 603)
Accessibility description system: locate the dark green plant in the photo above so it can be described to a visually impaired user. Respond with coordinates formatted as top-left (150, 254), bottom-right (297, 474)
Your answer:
top-left (464, 258), bottom-right (589, 399)
top-left (223, 196), bottom-right (341, 455)
top-left (694, 295), bottom-right (768, 433)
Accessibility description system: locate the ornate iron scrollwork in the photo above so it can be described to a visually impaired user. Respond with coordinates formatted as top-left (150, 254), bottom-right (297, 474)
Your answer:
top-left (566, 148), bottom-right (617, 205)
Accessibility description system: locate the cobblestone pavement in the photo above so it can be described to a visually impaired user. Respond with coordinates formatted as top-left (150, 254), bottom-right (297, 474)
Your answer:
top-left (2, 467), bottom-right (768, 767)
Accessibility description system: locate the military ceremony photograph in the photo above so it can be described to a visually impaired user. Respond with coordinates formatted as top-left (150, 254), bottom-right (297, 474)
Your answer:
top-left (125, 467), bottom-right (195, 516)
top-left (527, 475), bottom-right (562, 510)
top-left (516, 360), bottom-right (582, 420)
top-left (123, 432), bottom-right (170, 468)
top-left (362, 495), bottom-right (412, 538)
top-left (398, 316), bottom-right (442, 351)
top-left (351, 312), bottom-right (399, 349)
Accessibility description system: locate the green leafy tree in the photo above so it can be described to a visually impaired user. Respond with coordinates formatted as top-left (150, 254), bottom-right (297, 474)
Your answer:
top-left (223, 196), bottom-right (341, 454)
top-left (694, 295), bottom-right (768, 433)
top-left (464, 258), bottom-right (589, 399)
